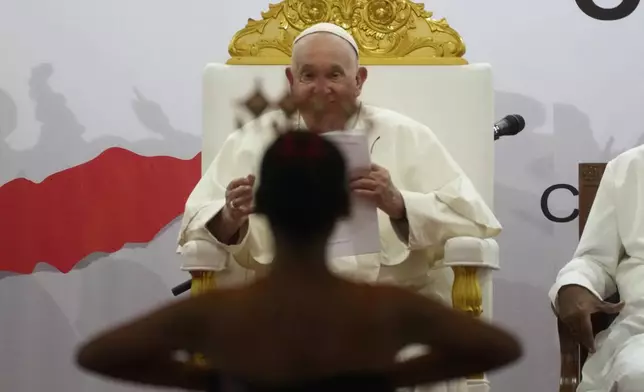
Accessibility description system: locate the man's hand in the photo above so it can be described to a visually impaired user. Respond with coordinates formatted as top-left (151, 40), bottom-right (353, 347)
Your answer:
top-left (206, 174), bottom-right (255, 244)
top-left (557, 285), bottom-right (624, 353)
top-left (350, 164), bottom-right (405, 219)
top-left (222, 175), bottom-right (256, 224)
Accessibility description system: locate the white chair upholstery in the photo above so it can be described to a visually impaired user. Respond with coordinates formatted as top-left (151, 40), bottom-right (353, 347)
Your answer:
top-left (201, 63), bottom-right (499, 392)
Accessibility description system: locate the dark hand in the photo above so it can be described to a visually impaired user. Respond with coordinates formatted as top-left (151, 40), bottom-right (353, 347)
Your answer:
top-left (557, 285), bottom-right (624, 353)
top-left (350, 163), bottom-right (405, 219)
top-left (222, 174), bottom-right (256, 225)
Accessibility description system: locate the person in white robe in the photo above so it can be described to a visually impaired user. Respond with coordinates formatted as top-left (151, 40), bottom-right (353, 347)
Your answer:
top-left (550, 145), bottom-right (644, 392)
top-left (178, 23), bottom-right (502, 392)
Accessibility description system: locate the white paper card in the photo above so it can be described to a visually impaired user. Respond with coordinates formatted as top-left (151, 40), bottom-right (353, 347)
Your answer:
top-left (322, 131), bottom-right (381, 258)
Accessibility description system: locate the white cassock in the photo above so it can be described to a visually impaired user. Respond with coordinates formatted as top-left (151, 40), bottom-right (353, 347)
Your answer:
top-left (549, 145), bottom-right (644, 392)
top-left (178, 104), bottom-right (502, 392)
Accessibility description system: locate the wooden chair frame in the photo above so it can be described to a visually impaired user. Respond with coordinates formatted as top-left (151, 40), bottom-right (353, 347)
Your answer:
top-left (558, 162), bottom-right (620, 392)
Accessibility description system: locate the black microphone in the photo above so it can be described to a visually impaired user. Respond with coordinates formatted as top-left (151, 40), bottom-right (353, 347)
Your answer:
top-left (171, 279), bottom-right (192, 297)
top-left (494, 114), bottom-right (525, 140)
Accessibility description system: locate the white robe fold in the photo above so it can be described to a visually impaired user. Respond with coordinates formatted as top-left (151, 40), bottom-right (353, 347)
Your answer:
top-left (178, 105), bottom-right (501, 392)
top-left (549, 145), bottom-right (644, 392)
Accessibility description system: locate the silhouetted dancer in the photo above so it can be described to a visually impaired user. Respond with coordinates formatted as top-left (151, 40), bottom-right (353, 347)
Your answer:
top-left (75, 130), bottom-right (522, 391)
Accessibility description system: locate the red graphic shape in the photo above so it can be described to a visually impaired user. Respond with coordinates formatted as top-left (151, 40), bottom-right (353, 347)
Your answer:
top-left (0, 147), bottom-right (201, 274)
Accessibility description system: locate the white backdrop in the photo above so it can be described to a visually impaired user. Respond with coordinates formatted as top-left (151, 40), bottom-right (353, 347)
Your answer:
top-left (1, 0), bottom-right (644, 391)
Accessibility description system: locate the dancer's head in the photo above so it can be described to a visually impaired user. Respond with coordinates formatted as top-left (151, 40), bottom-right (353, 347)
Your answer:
top-left (255, 130), bottom-right (350, 248)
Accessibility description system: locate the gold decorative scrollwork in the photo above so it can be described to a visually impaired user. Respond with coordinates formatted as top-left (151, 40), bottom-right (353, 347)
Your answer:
top-left (228, 0), bottom-right (467, 65)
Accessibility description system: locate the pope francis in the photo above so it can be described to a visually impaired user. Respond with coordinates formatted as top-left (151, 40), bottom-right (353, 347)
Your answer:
top-left (177, 23), bottom-right (502, 392)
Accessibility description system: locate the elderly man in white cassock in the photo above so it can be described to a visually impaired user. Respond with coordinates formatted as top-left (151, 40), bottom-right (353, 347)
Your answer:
top-left (550, 145), bottom-right (644, 392)
top-left (178, 23), bottom-right (501, 392)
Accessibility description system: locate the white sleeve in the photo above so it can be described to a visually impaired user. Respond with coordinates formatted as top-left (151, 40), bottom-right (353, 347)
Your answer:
top-left (389, 124), bottom-right (502, 251)
top-left (177, 132), bottom-right (254, 246)
top-left (549, 161), bottom-right (623, 305)
top-left (175, 131), bottom-right (260, 271)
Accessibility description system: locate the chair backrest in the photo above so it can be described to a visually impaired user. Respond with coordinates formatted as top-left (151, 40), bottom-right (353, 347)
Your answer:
top-left (202, 63), bottom-right (495, 208)
top-left (578, 163), bottom-right (608, 236)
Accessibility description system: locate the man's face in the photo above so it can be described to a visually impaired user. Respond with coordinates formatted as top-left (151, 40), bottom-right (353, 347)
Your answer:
top-left (286, 33), bottom-right (367, 132)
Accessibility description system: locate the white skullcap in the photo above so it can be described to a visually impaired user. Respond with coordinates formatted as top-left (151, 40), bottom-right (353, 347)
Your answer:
top-left (293, 23), bottom-right (359, 56)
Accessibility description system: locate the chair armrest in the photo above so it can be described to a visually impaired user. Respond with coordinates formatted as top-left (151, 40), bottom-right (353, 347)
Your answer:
top-left (443, 237), bottom-right (499, 316)
top-left (443, 237), bottom-right (499, 270)
top-left (179, 240), bottom-right (228, 273)
top-left (178, 239), bottom-right (260, 294)
top-left (556, 292), bottom-right (621, 392)
top-left (176, 240), bottom-right (227, 296)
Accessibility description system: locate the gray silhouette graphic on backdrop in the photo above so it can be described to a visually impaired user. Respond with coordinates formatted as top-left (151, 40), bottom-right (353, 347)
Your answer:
top-left (0, 88), bottom-right (17, 139)
top-left (0, 235), bottom-right (184, 392)
top-left (0, 63), bottom-right (193, 392)
top-left (0, 89), bottom-right (20, 178)
top-left (0, 63), bottom-right (199, 186)
top-left (73, 215), bottom-right (184, 271)
top-left (0, 274), bottom-right (79, 392)
top-left (554, 102), bottom-right (644, 166)
top-left (0, 220), bottom-right (186, 392)
top-left (0, 62), bottom-right (200, 277)
top-left (0, 62), bottom-right (190, 392)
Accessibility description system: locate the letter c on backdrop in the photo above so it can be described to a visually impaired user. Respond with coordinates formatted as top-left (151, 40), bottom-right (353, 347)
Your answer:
top-left (541, 184), bottom-right (579, 223)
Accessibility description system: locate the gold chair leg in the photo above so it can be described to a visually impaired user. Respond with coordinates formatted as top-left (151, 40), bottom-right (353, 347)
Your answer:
top-left (191, 271), bottom-right (217, 296)
top-left (452, 266), bottom-right (485, 380)
top-left (189, 271), bottom-right (217, 366)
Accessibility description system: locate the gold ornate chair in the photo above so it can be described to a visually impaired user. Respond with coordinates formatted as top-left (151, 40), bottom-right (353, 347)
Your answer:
top-left (183, 2), bottom-right (501, 390)
top-left (558, 163), bottom-right (620, 392)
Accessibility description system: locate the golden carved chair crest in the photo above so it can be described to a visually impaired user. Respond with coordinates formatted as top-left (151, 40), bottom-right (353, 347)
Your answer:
top-left (227, 0), bottom-right (467, 65)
